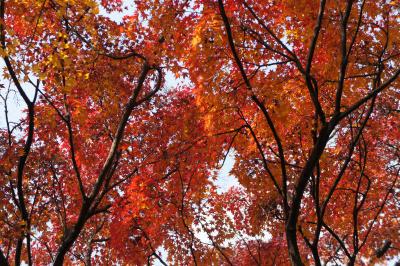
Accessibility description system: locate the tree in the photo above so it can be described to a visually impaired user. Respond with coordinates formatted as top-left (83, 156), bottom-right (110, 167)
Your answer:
top-left (187, 0), bottom-right (400, 265)
top-left (0, 0), bottom-right (399, 265)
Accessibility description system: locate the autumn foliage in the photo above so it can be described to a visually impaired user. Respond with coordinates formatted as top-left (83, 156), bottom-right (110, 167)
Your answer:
top-left (0, 0), bottom-right (399, 265)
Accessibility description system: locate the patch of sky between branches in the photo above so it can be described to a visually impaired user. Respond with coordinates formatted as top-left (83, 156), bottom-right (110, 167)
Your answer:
top-left (213, 149), bottom-right (241, 194)
top-left (0, 61), bottom-right (38, 130)
top-left (98, 1), bottom-right (136, 24)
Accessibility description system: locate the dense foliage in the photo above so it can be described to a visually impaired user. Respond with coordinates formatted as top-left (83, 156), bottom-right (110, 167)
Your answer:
top-left (0, 0), bottom-right (399, 265)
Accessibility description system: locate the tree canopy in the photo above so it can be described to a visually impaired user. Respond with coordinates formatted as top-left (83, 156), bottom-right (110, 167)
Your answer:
top-left (0, 0), bottom-right (399, 265)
